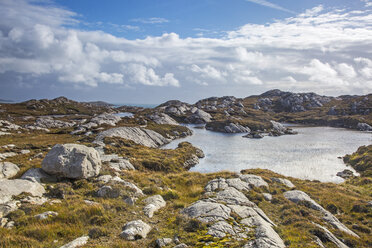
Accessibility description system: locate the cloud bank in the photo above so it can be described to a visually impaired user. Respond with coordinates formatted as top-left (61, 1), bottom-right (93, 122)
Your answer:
top-left (0, 0), bottom-right (371, 101)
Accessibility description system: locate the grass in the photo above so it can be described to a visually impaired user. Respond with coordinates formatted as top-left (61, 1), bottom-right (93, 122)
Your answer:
top-left (104, 137), bottom-right (203, 172)
top-left (343, 145), bottom-right (372, 177)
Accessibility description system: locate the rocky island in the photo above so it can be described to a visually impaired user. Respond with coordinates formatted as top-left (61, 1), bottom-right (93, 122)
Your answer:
top-left (0, 90), bottom-right (370, 248)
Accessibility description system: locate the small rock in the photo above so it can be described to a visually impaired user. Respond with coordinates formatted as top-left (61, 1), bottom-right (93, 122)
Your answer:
top-left (173, 244), bottom-right (188, 248)
top-left (35, 211), bottom-right (58, 220)
top-left (59, 236), bottom-right (89, 248)
top-left (120, 220), bottom-right (152, 240)
top-left (124, 197), bottom-right (137, 206)
top-left (156, 237), bottom-right (173, 247)
top-left (143, 195), bottom-right (166, 218)
top-left (96, 186), bottom-right (120, 198)
top-left (0, 162), bottom-right (20, 179)
top-left (262, 193), bottom-right (272, 201)
top-left (336, 169), bottom-right (355, 179)
top-left (271, 177), bottom-right (295, 188)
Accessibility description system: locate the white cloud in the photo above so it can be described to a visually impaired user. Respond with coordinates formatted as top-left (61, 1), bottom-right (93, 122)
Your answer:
top-left (131, 17), bottom-right (169, 24)
top-left (244, 0), bottom-right (295, 14)
top-left (122, 64), bottom-right (179, 87)
top-left (336, 63), bottom-right (357, 78)
top-left (361, 0), bottom-right (372, 7)
top-left (0, 0), bottom-right (372, 96)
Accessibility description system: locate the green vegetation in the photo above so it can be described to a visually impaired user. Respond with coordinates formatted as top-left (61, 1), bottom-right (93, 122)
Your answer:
top-left (344, 145), bottom-right (372, 177)
top-left (104, 137), bottom-right (202, 171)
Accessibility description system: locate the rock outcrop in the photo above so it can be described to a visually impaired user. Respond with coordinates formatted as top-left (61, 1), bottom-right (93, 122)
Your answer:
top-left (147, 113), bottom-right (179, 125)
top-left (357, 123), bottom-right (372, 131)
top-left (0, 179), bottom-right (45, 205)
top-left (185, 109), bottom-right (212, 124)
top-left (95, 127), bottom-right (171, 148)
top-left (42, 144), bottom-right (101, 179)
top-left (284, 190), bottom-right (359, 237)
top-left (182, 176), bottom-right (285, 247)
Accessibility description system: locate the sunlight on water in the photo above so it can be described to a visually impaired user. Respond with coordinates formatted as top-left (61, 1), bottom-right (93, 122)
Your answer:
top-left (163, 125), bottom-right (371, 183)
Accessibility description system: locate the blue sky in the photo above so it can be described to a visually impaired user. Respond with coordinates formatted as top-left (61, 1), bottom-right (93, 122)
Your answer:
top-left (59, 0), bottom-right (366, 39)
top-left (0, 0), bottom-right (371, 104)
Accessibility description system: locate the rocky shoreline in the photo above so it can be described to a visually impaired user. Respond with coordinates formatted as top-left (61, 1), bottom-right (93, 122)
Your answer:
top-left (0, 90), bottom-right (371, 247)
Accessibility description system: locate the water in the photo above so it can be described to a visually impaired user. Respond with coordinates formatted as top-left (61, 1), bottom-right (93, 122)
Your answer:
top-left (163, 125), bottom-right (371, 183)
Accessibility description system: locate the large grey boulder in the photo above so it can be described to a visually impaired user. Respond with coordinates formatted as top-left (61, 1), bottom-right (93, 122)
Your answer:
top-left (59, 236), bottom-right (89, 248)
top-left (143, 195), bottom-right (166, 218)
top-left (95, 127), bottom-right (170, 148)
top-left (42, 144), bottom-right (101, 179)
top-left (120, 220), bottom-right (152, 240)
top-left (0, 179), bottom-right (45, 204)
top-left (0, 162), bottom-right (20, 179)
top-left (181, 200), bottom-right (231, 223)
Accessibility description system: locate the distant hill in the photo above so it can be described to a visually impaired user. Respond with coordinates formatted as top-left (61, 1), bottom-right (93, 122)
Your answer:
top-left (0, 99), bottom-right (14, 103)
top-left (84, 101), bottom-right (114, 107)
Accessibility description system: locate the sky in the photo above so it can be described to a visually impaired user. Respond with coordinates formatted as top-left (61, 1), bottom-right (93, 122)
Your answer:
top-left (0, 0), bottom-right (371, 104)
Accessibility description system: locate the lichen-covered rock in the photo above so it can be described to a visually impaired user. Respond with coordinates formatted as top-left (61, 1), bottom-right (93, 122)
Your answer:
top-left (143, 195), bottom-right (166, 218)
top-left (240, 174), bottom-right (269, 188)
top-left (0, 179), bottom-right (45, 204)
top-left (181, 200), bottom-right (231, 223)
top-left (215, 187), bottom-right (252, 205)
top-left (207, 221), bottom-right (236, 238)
top-left (0, 162), bottom-right (19, 179)
top-left (42, 144), bottom-right (101, 179)
top-left (205, 178), bottom-right (228, 192)
top-left (120, 220), bottom-right (152, 240)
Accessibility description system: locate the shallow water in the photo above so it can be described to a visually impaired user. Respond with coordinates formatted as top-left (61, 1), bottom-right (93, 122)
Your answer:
top-left (163, 125), bottom-right (371, 183)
